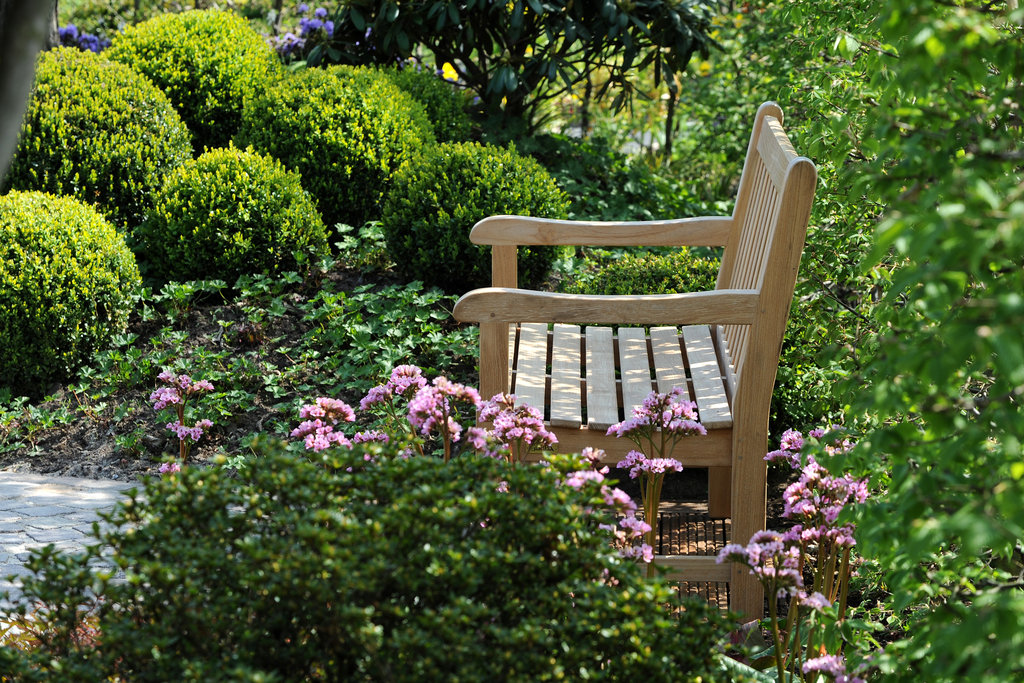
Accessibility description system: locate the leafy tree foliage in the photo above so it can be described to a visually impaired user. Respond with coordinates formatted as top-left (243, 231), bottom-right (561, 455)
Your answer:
top-left (317, 0), bottom-right (715, 130)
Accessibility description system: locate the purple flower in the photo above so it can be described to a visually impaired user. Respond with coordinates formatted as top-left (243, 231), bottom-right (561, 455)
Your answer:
top-left (619, 543), bottom-right (654, 563)
top-left (297, 2), bottom-right (310, 12)
top-left (803, 655), bottom-right (858, 679)
top-left (59, 24), bottom-right (79, 44)
top-left (298, 397), bottom-right (355, 423)
top-left (352, 430), bottom-right (389, 444)
top-left (159, 461), bottom-right (181, 475)
top-left (314, 7), bottom-right (328, 18)
top-left (407, 376), bottom-right (481, 443)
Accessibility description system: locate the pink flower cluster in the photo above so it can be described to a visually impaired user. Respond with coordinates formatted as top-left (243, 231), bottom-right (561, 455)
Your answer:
top-left (803, 654), bottom-right (865, 683)
top-left (407, 376), bottom-right (481, 444)
top-left (166, 419), bottom-right (213, 442)
top-left (360, 365), bottom-right (428, 411)
top-left (606, 388), bottom-right (706, 441)
top-left (479, 393), bottom-right (557, 463)
top-left (615, 449), bottom-right (684, 480)
top-left (718, 530), bottom-right (804, 598)
top-left (150, 370), bottom-right (216, 465)
top-left (291, 397), bottom-right (358, 452)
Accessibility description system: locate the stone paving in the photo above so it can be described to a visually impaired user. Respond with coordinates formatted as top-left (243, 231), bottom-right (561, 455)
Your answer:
top-left (0, 472), bottom-right (132, 608)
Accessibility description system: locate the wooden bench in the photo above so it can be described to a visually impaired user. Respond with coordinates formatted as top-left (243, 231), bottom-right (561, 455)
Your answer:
top-left (453, 102), bottom-right (817, 617)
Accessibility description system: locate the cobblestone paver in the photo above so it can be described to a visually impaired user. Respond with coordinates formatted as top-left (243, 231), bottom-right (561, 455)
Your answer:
top-left (0, 473), bottom-right (132, 608)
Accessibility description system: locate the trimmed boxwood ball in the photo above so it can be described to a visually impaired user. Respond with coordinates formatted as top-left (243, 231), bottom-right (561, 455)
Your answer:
top-left (235, 65), bottom-right (435, 229)
top-left (136, 146), bottom-right (329, 284)
top-left (107, 9), bottom-right (282, 153)
top-left (3, 47), bottom-right (191, 230)
top-left (382, 66), bottom-right (472, 142)
top-left (382, 142), bottom-right (569, 293)
top-left (0, 192), bottom-right (140, 397)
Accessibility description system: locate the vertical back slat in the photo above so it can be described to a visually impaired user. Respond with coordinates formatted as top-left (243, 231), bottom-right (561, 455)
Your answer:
top-left (585, 327), bottom-right (619, 429)
top-left (514, 323), bottom-right (549, 418)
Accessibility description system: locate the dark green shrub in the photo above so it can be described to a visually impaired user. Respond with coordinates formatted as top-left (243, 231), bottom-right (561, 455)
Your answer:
top-left (559, 248), bottom-right (720, 296)
top-left (0, 192), bottom-right (140, 397)
top-left (235, 65), bottom-right (435, 229)
top-left (3, 47), bottom-right (191, 229)
top-left (3, 445), bottom-right (727, 680)
top-left (135, 146), bottom-right (329, 284)
top-left (382, 66), bottom-right (472, 142)
top-left (381, 142), bottom-right (568, 292)
top-left (107, 9), bottom-right (282, 153)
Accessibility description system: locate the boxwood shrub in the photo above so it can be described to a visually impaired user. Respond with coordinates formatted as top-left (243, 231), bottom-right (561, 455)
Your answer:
top-left (2, 444), bottom-right (726, 680)
top-left (559, 248), bottom-right (720, 296)
top-left (381, 142), bottom-right (568, 292)
top-left (107, 9), bottom-right (282, 153)
top-left (382, 66), bottom-right (472, 143)
top-left (3, 47), bottom-right (191, 230)
top-left (135, 146), bottom-right (329, 284)
top-left (235, 65), bottom-right (435, 229)
top-left (0, 192), bottom-right (140, 397)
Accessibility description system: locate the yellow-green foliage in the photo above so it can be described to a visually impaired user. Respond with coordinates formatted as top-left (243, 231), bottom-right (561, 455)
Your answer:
top-left (0, 192), bottom-right (140, 397)
top-left (382, 142), bottom-right (568, 292)
top-left (236, 65), bottom-right (435, 228)
top-left (560, 249), bottom-right (720, 296)
top-left (107, 9), bottom-right (282, 153)
top-left (137, 146), bottom-right (329, 284)
top-left (3, 47), bottom-right (191, 230)
top-left (382, 66), bottom-right (472, 143)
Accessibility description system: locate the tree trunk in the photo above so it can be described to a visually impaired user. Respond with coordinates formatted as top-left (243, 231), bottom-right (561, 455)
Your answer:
top-left (0, 0), bottom-right (54, 182)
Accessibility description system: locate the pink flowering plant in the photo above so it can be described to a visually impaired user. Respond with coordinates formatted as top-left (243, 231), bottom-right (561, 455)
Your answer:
top-left (717, 427), bottom-right (869, 683)
top-left (149, 370), bottom-right (215, 467)
top-left (607, 388), bottom-right (706, 577)
top-left (293, 365), bottom-right (556, 465)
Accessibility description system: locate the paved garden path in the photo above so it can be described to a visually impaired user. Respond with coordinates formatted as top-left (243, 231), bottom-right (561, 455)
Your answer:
top-left (0, 472), bottom-right (132, 608)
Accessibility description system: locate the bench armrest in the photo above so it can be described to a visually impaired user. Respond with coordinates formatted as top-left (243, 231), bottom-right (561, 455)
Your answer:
top-left (453, 288), bottom-right (758, 326)
top-left (470, 215), bottom-right (732, 247)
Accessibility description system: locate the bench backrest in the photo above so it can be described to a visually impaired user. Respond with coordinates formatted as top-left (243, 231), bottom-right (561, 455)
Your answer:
top-left (715, 102), bottom-right (817, 414)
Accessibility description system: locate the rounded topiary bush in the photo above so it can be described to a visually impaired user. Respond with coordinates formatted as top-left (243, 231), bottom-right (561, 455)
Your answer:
top-left (382, 66), bottom-right (472, 142)
top-left (3, 47), bottom-right (191, 230)
top-left (136, 146), bottom-right (329, 284)
top-left (107, 9), bottom-right (282, 153)
top-left (560, 249), bottom-right (720, 295)
top-left (382, 142), bottom-right (568, 292)
top-left (0, 192), bottom-right (140, 396)
top-left (235, 65), bottom-right (435, 229)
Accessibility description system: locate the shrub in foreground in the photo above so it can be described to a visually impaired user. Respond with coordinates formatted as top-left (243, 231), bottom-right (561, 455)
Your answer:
top-left (107, 9), bottom-right (282, 153)
top-left (235, 65), bottom-right (435, 228)
top-left (0, 192), bottom-right (140, 397)
top-left (1, 445), bottom-right (726, 681)
top-left (135, 146), bottom-right (329, 284)
top-left (382, 142), bottom-right (568, 292)
top-left (3, 47), bottom-right (191, 229)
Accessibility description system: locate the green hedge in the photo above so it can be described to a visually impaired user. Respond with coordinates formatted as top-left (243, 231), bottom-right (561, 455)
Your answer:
top-left (2, 445), bottom-right (727, 680)
top-left (0, 192), bottom-right (140, 397)
top-left (559, 248), bottom-right (720, 296)
top-left (236, 65), bottom-right (435, 229)
top-left (107, 9), bottom-right (282, 153)
top-left (3, 47), bottom-right (191, 230)
top-left (135, 146), bottom-right (330, 284)
top-left (382, 142), bottom-right (568, 292)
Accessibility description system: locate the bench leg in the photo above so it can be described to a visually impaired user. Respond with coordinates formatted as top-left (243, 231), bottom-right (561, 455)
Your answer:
top-left (707, 466), bottom-right (731, 518)
top-left (730, 562), bottom-right (764, 618)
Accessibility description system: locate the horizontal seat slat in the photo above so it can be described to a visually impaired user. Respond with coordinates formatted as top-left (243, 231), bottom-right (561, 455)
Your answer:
top-left (618, 327), bottom-right (653, 419)
top-left (585, 327), bottom-right (618, 430)
top-left (682, 325), bottom-right (733, 429)
top-left (549, 324), bottom-right (582, 428)
top-left (514, 323), bottom-right (548, 416)
top-left (649, 326), bottom-right (688, 398)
